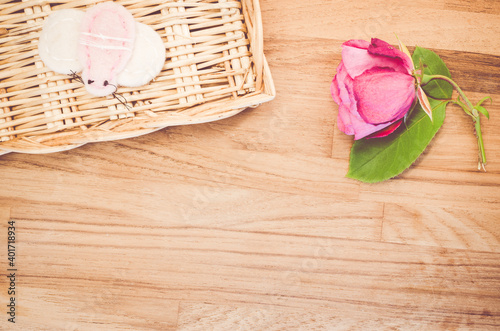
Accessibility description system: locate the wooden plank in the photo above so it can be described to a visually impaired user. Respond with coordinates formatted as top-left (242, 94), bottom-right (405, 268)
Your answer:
top-left (0, 207), bottom-right (9, 223)
top-left (382, 203), bottom-right (500, 252)
top-left (0, 216), bottom-right (179, 330)
top-left (0, 145), bottom-right (359, 227)
top-left (359, 176), bottom-right (500, 207)
top-left (9, 287), bottom-right (179, 331)
top-left (10, 220), bottom-right (500, 329)
top-left (260, 0), bottom-right (500, 55)
top-left (178, 303), bottom-right (436, 330)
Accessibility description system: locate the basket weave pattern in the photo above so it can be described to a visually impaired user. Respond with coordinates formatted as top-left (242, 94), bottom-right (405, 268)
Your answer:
top-left (0, 0), bottom-right (275, 154)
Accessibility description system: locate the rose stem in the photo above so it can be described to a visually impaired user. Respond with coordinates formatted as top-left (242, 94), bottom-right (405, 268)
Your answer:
top-left (422, 74), bottom-right (487, 170)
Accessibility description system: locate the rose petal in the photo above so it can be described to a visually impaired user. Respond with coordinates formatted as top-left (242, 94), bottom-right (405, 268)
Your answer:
top-left (332, 39), bottom-right (417, 140)
top-left (368, 38), bottom-right (414, 73)
top-left (331, 62), bottom-right (358, 135)
top-left (354, 68), bottom-right (416, 125)
top-left (343, 39), bottom-right (371, 50)
top-left (351, 116), bottom-right (402, 140)
top-left (341, 40), bottom-right (409, 78)
top-left (331, 76), bottom-right (354, 135)
top-left (367, 119), bottom-right (403, 139)
top-left (330, 76), bottom-right (341, 104)
top-left (331, 62), bottom-right (353, 106)
top-left (336, 104), bottom-right (354, 135)
top-left (331, 63), bottom-right (401, 139)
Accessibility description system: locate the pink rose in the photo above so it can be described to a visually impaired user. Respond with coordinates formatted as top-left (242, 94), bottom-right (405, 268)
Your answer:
top-left (331, 38), bottom-right (416, 140)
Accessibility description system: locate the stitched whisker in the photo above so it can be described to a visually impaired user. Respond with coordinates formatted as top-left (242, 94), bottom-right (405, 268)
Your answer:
top-left (69, 71), bottom-right (85, 85)
top-left (109, 84), bottom-right (132, 111)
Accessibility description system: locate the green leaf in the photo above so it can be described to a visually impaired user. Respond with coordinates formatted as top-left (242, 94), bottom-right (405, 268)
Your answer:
top-left (413, 46), bottom-right (453, 99)
top-left (476, 96), bottom-right (493, 107)
top-left (346, 47), bottom-right (453, 183)
top-left (347, 99), bottom-right (449, 183)
top-left (475, 106), bottom-right (490, 119)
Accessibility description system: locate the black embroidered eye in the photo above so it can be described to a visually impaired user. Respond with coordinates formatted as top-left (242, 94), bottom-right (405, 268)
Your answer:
top-left (103, 80), bottom-right (109, 86)
top-left (87, 79), bottom-right (94, 84)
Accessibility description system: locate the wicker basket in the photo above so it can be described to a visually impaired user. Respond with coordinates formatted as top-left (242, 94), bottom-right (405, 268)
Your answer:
top-left (0, 0), bottom-right (275, 155)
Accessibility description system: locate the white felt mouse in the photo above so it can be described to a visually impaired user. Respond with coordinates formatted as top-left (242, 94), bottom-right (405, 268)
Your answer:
top-left (38, 2), bottom-right (165, 97)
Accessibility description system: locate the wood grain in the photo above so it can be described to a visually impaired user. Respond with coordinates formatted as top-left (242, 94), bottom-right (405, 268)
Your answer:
top-left (1, 0), bottom-right (500, 329)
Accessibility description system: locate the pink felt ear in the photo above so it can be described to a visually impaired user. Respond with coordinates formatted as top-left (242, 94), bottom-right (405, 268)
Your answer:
top-left (79, 2), bottom-right (135, 97)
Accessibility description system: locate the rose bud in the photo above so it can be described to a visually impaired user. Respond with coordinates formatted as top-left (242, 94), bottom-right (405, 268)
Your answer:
top-left (331, 38), bottom-right (417, 140)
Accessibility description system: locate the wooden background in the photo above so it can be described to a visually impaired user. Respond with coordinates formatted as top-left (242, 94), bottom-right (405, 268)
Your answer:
top-left (1, 0), bottom-right (500, 329)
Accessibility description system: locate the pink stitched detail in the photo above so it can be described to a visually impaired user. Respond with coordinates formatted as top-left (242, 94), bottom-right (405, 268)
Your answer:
top-left (78, 2), bottom-right (135, 96)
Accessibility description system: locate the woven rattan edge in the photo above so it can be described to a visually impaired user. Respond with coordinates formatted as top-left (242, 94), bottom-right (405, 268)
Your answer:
top-left (0, 56), bottom-right (275, 156)
top-left (0, 141), bottom-right (85, 155)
